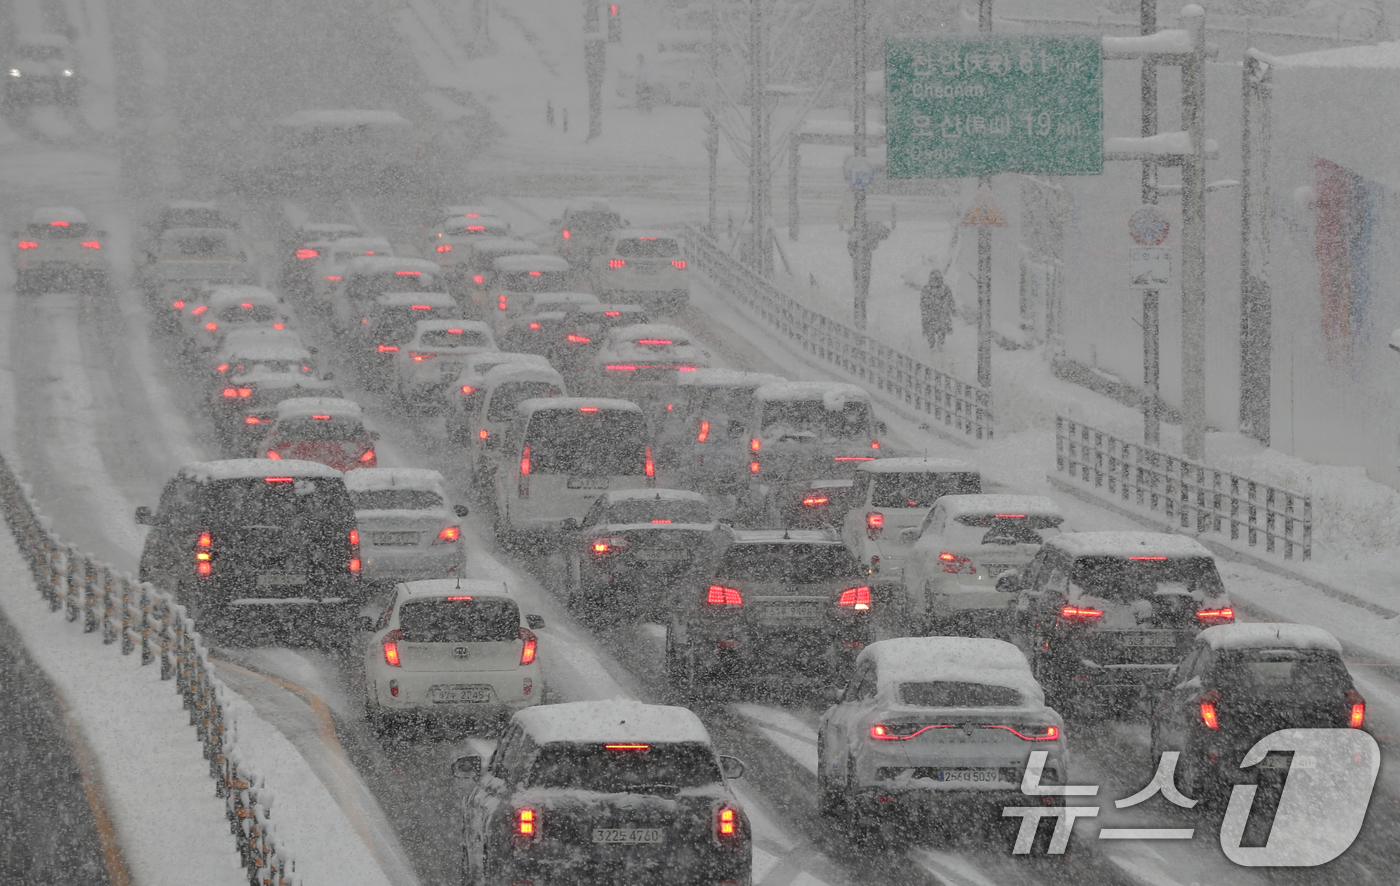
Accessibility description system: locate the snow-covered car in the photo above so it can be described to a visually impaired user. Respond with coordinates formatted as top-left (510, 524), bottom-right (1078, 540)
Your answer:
top-left (427, 215), bottom-right (512, 275)
top-left (446, 359), bottom-right (564, 484)
top-left (144, 226), bottom-right (255, 309)
top-left (3, 33), bottom-right (78, 105)
top-left (279, 223), bottom-right (365, 293)
top-left (345, 468), bottom-right (470, 585)
top-left (899, 493), bottom-right (1060, 636)
top-left (151, 200), bottom-right (240, 238)
top-left (551, 200), bottom-right (625, 268)
top-left (1150, 623), bottom-right (1367, 803)
top-left (353, 291), bottom-right (463, 388)
top-left (564, 489), bottom-right (720, 620)
top-left (211, 368), bottom-right (342, 455)
top-left (261, 397), bottom-right (377, 471)
top-left (552, 303), bottom-right (652, 375)
top-left (453, 700), bottom-right (750, 886)
top-left (1010, 532), bottom-right (1234, 716)
top-left (309, 237), bottom-right (395, 302)
top-left (493, 397), bottom-right (654, 541)
top-left (496, 291), bottom-right (601, 356)
top-left (590, 323), bottom-right (713, 405)
top-left (817, 637), bottom-right (1068, 826)
top-left (452, 237), bottom-right (541, 309)
top-left (12, 206), bottom-right (109, 293)
top-left (653, 369), bottom-right (783, 491)
top-left (485, 254), bottom-right (575, 336)
top-left (179, 285), bottom-right (291, 353)
top-left (364, 579), bottom-right (544, 732)
top-left (665, 529), bottom-right (872, 698)
top-left (210, 328), bottom-right (317, 383)
top-left (592, 230), bottom-right (691, 312)
top-left (330, 255), bottom-right (441, 330)
top-left (392, 319), bottom-right (498, 406)
top-left (838, 458), bottom-right (981, 590)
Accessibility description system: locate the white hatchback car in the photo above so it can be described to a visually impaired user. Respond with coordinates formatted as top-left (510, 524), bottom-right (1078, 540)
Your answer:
top-left (817, 637), bottom-right (1067, 825)
top-left (345, 468), bottom-right (471, 584)
top-left (392, 319), bottom-right (498, 406)
top-left (590, 323), bottom-right (713, 401)
top-left (363, 579), bottom-right (545, 732)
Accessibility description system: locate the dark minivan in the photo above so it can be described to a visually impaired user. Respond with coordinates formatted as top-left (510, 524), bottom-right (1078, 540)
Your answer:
top-left (136, 459), bottom-right (363, 635)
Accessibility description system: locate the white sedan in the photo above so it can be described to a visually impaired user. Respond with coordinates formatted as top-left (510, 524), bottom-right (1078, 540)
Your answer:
top-left (345, 468), bottom-right (471, 584)
top-left (590, 323), bottom-right (712, 404)
top-left (392, 319), bottom-right (498, 406)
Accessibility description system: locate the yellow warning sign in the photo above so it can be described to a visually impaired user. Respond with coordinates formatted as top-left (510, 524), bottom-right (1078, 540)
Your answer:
top-left (961, 190), bottom-right (1007, 227)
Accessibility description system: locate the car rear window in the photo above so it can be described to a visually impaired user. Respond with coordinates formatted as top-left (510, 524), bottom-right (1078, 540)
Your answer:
top-left (566, 212), bottom-right (622, 233)
top-left (523, 410), bottom-right (647, 475)
top-left (201, 477), bottom-right (352, 529)
top-left (1210, 649), bottom-right (1353, 696)
top-left (488, 382), bottom-right (561, 421)
top-left (164, 232), bottom-right (237, 256)
top-left (418, 329), bottom-right (491, 349)
top-left (278, 417), bottom-right (365, 441)
top-left (688, 387), bottom-right (757, 419)
top-left (718, 543), bottom-right (862, 584)
top-left (615, 237), bottom-right (680, 258)
top-left (29, 221), bottom-right (90, 238)
top-left (899, 681), bottom-right (1025, 708)
top-left (499, 271), bottom-right (571, 292)
top-left (1068, 556), bottom-right (1225, 603)
top-left (365, 271), bottom-right (431, 293)
top-left (606, 500), bottom-right (712, 524)
top-left (760, 398), bottom-right (871, 441)
top-left (350, 489), bottom-right (443, 510)
top-left (217, 305), bottom-right (278, 323)
top-left (371, 307), bottom-right (460, 342)
top-left (946, 514), bottom-right (1062, 546)
top-left (872, 472), bottom-right (981, 508)
top-left (398, 598), bottom-right (520, 643)
top-left (528, 742), bottom-right (721, 791)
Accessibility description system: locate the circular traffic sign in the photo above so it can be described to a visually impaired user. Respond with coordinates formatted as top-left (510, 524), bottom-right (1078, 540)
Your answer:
top-left (1129, 205), bottom-right (1170, 245)
top-left (843, 156), bottom-right (876, 191)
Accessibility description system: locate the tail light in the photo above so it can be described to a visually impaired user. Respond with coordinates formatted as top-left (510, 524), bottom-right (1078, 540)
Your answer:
top-left (802, 494), bottom-right (829, 507)
top-left (608, 259), bottom-right (626, 269)
top-left (605, 364), bottom-right (637, 371)
top-left (194, 531), bottom-right (213, 577)
top-left (174, 300), bottom-right (187, 310)
top-left (498, 295), bottom-right (507, 311)
top-left (671, 260), bottom-right (687, 269)
top-left (518, 444), bottom-right (530, 498)
top-left (706, 585), bottom-right (744, 608)
top-left (837, 586), bottom-right (871, 610)
top-left (715, 806), bottom-right (740, 844)
top-left (324, 275), bottom-right (341, 281)
top-left (514, 806), bottom-right (540, 842)
top-left (562, 229), bottom-right (570, 239)
top-left (566, 333), bottom-right (590, 343)
top-left (360, 449), bottom-right (376, 464)
top-left (871, 439), bottom-right (880, 450)
top-left (1199, 689), bottom-right (1220, 730)
top-left (191, 305), bottom-right (208, 315)
top-left (1196, 607), bottom-right (1235, 625)
top-left (590, 536), bottom-right (629, 557)
top-left (205, 322), bottom-right (218, 331)
top-left (410, 351), bottom-right (434, 361)
top-left (382, 629), bottom-right (402, 667)
top-left (749, 438), bottom-right (760, 452)
top-left (295, 248), bottom-right (318, 259)
top-left (473, 274), bottom-right (484, 285)
top-left (437, 244), bottom-right (452, 253)
top-left (81, 240), bottom-right (101, 250)
top-left (1058, 604), bottom-right (1102, 623)
top-left (266, 450), bottom-right (281, 460)
top-left (431, 526), bottom-right (461, 546)
top-left (528, 322), bottom-right (541, 330)
top-left (377, 344), bottom-right (399, 353)
top-left (865, 512), bottom-right (883, 538)
top-left (17, 241), bottom-right (38, 249)
top-left (749, 460), bottom-right (760, 474)
top-left (645, 447), bottom-right (655, 485)
top-left (1346, 689), bottom-right (1366, 728)
top-left (478, 429), bottom-right (489, 440)
top-left (244, 416), bottom-right (262, 425)
top-left (939, 552), bottom-right (976, 574)
top-left (697, 420), bottom-right (710, 442)
top-left (519, 628), bottom-right (538, 665)
top-left (349, 529), bottom-right (361, 573)
top-left (870, 723), bottom-right (948, 740)
top-left (986, 724), bottom-right (1061, 741)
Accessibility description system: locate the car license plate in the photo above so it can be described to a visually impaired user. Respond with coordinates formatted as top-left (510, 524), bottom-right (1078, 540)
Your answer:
top-left (256, 573), bottom-right (307, 587)
top-left (429, 685), bottom-right (491, 704)
top-left (568, 477), bottom-right (610, 489)
top-left (1121, 633), bottom-right (1176, 647)
top-left (762, 601), bottom-right (819, 620)
top-left (592, 828), bottom-right (665, 844)
top-left (937, 769), bottom-right (1002, 783)
top-left (372, 531), bottom-right (420, 546)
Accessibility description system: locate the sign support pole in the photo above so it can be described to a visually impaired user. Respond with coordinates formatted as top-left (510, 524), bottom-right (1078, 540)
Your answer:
top-left (1180, 5), bottom-right (1207, 459)
top-left (976, 0), bottom-right (993, 389)
top-left (1140, 0), bottom-right (1160, 447)
top-left (851, 0), bottom-right (869, 329)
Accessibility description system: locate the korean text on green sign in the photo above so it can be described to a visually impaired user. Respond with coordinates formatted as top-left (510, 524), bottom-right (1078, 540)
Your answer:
top-left (886, 35), bottom-right (1103, 178)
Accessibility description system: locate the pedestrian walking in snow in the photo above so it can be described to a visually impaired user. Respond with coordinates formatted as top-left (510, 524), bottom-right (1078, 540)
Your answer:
top-left (920, 270), bottom-right (954, 350)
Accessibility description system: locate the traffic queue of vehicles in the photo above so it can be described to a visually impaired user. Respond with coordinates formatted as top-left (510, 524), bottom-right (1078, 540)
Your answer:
top-left (28, 192), bottom-right (1357, 876)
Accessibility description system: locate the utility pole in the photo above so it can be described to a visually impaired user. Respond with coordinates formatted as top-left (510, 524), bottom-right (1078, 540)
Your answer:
top-left (1140, 0), bottom-right (1161, 447)
top-left (748, 0), bottom-right (771, 276)
top-left (850, 0), bottom-right (869, 327)
top-left (976, 0), bottom-right (993, 390)
top-left (584, 0), bottom-right (605, 141)
top-left (1180, 5), bottom-right (1207, 458)
top-left (706, 0), bottom-right (719, 235)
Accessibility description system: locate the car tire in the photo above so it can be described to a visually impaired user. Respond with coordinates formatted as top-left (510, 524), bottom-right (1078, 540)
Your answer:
top-left (365, 693), bottom-right (387, 735)
top-left (816, 734), bottom-right (843, 817)
top-left (843, 757), bottom-right (874, 842)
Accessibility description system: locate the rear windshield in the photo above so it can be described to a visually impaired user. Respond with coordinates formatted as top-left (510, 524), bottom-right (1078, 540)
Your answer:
top-left (488, 382), bottom-right (561, 421)
top-left (575, 308), bottom-right (650, 330)
top-left (350, 489), bottom-right (443, 510)
top-left (1068, 556), bottom-right (1225, 603)
top-left (524, 410), bottom-right (646, 475)
top-left (163, 232), bottom-right (237, 257)
top-left (899, 682), bottom-right (1025, 708)
top-left (566, 212), bottom-right (622, 233)
top-left (217, 305), bottom-right (278, 323)
top-left (949, 514), bottom-right (1062, 546)
top-left (500, 271), bottom-right (571, 292)
top-left (418, 328), bottom-right (492, 349)
top-left (615, 237), bottom-right (680, 258)
top-left (365, 271), bottom-right (431, 293)
top-left (872, 472), bottom-right (981, 508)
top-left (688, 387), bottom-right (758, 418)
top-left (29, 221), bottom-right (90, 238)
top-left (397, 598), bottom-right (519, 643)
top-left (760, 398), bottom-right (871, 441)
top-left (17, 44), bottom-right (66, 61)
top-left (371, 307), bottom-right (460, 342)
top-left (277, 417), bottom-right (365, 441)
top-left (528, 742), bottom-right (720, 791)
top-left (228, 360), bottom-right (314, 376)
top-left (717, 543), bottom-right (862, 584)
top-left (165, 209), bottom-right (231, 229)
top-left (606, 500), bottom-right (712, 524)
top-left (1209, 649), bottom-right (1353, 695)
top-left (201, 477), bottom-right (352, 529)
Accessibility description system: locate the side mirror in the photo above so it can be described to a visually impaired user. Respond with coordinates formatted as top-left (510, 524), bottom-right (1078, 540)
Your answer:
top-left (995, 569), bottom-right (1025, 594)
top-left (718, 755), bottom-right (746, 780)
top-left (561, 518), bottom-right (579, 532)
top-left (134, 505), bottom-right (154, 525)
top-left (526, 614), bottom-right (546, 630)
top-left (308, 346), bottom-right (319, 355)
top-left (370, 430), bottom-right (381, 441)
top-left (359, 616), bottom-right (376, 632)
top-left (819, 685), bottom-right (845, 705)
top-left (322, 371), bottom-right (334, 381)
top-left (451, 755), bottom-right (483, 779)
top-left (899, 527), bottom-right (920, 545)
top-left (876, 420), bottom-right (888, 435)
top-left (454, 504), bottom-right (470, 518)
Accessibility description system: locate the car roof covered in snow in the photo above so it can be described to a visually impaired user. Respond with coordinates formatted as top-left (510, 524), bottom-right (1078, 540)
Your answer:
top-left (857, 457), bottom-right (977, 475)
top-left (755, 381), bottom-right (870, 404)
top-left (862, 637), bottom-right (1041, 699)
top-left (202, 285), bottom-right (282, 307)
top-left (515, 700), bottom-right (712, 746)
top-left (1045, 531), bottom-right (1214, 560)
top-left (397, 579), bottom-right (511, 600)
top-left (275, 109), bottom-right (411, 129)
top-left (677, 369), bottom-right (784, 388)
top-left (441, 215), bottom-right (509, 233)
top-left (935, 494), bottom-right (1063, 519)
top-left (344, 468), bottom-right (447, 493)
top-left (517, 397), bottom-right (641, 417)
top-left (606, 323), bottom-right (692, 344)
top-left (603, 488), bottom-right (707, 504)
top-left (372, 291), bottom-right (458, 308)
top-left (493, 254), bottom-right (572, 273)
top-left (180, 459), bottom-right (344, 483)
top-left (479, 361), bottom-right (564, 388)
top-left (274, 397), bottom-right (363, 419)
top-left (30, 206), bottom-right (88, 225)
top-left (343, 255), bottom-right (440, 276)
top-left (229, 371), bottom-right (337, 394)
top-left (1197, 623), bottom-right (1343, 653)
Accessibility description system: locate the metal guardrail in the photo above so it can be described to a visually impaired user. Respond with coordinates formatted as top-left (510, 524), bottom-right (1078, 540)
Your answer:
top-left (684, 226), bottom-right (995, 442)
top-left (0, 450), bottom-right (303, 886)
top-left (1056, 415), bottom-right (1312, 561)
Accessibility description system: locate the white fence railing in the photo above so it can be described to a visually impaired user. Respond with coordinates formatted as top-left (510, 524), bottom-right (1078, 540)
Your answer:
top-left (685, 226), bottom-right (995, 442)
top-left (1056, 415), bottom-right (1312, 561)
top-left (0, 449), bottom-right (303, 886)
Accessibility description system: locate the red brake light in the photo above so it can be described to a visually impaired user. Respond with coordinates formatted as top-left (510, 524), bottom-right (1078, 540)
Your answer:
top-left (939, 552), bottom-right (976, 574)
top-left (567, 334), bottom-right (591, 343)
top-left (519, 627), bottom-right (538, 665)
top-left (866, 512), bottom-right (883, 537)
top-left (478, 429), bottom-right (489, 440)
top-left (263, 477), bottom-right (293, 483)
top-left (244, 416), bottom-right (261, 424)
top-left (1196, 607), bottom-right (1235, 625)
top-left (716, 806), bottom-right (739, 840)
top-left (645, 446), bottom-right (655, 481)
top-left (995, 514), bottom-right (1027, 519)
top-left (437, 244), bottom-right (452, 253)
top-left (81, 240), bottom-right (101, 250)
top-left (529, 270), bottom-right (541, 276)
top-left (377, 344), bottom-right (399, 353)
top-left (590, 536), bottom-right (629, 556)
top-left (802, 494), bottom-right (829, 507)
top-left (562, 229), bottom-right (570, 239)
top-left (410, 352), bottom-right (434, 361)
top-left (520, 443), bottom-right (531, 475)
top-left (433, 525), bottom-right (461, 545)
top-left (49, 220), bottom-right (69, 227)
top-left (191, 305), bottom-right (208, 315)
top-left (750, 438), bottom-right (760, 452)
top-left (697, 420), bottom-right (710, 442)
top-left (579, 406), bottom-right (600, 413)
top-left (834, 456), bottom-right (877, 462)
top-left (1129, 556), bottom-right (1168, 561)
top-left (870, 723), bottom-right (953, 740)
top-left (174, 300), bottom-right (187, 310)
top-left (1200, 689), bottom-right (1220, 730)
top-left (608, 259), bottom-right (626, 269)
top-left (446, 596), bottom-right (474, 601)
top-left (1059, 604), bottom-right (1103, 623)
top-left (605, 364), bottom-right (637, 371)
top-left (382, 629), bottom-right (402, 667)
top-left (349, 528), bottom-right (361, 572)
top-left (651, 519), bottom-right (672, 524)
top-left (605, 311), bottom-right (621, 316)
top-left (871, 439), bottom-right (880, 449)
top-left (411, 304), bottom-right (432, 310)
top-left (837, 586), bottom-right (872, 610)
top-left (529, 322), bottom-right (541, 330)
top-left (395, 270), bottom-right (422, 276)
top-left (17, 240), bottom-right (38, 249)
top-left (359, 449), bottom-right (376, 464)
top-left (706, 585), bottom-right (744, 608)
top-left (605, 743), bottom-right (649, 750)
top-left (447, 328), bottom-right (464, 334)
top-left (515, 807), bottom-right (538, 839)
top-left (636, 339), bottom-right (672, 346)
top-left (749, 460), bottom-right (760, 474)
top-left (194, 531), bottom-right (213, 576)
top-left (1346, 689), bottom-right (1366, 728)
top-left (266, 450), bottom-right (281, 460)
top-left (671, 260), bottom-right (687, 269)
top-left (295, 248), bottom-right (318, 259)
top-left (222, 388), bottom-right (238, 398)
top-left (312, 414), bottom-right (331, 420)
top-left (460, 385), bottom-right (477, 394)
top-left (498, 295), bottom-right (507, 311)
top-left (325, 275), bottom-right (341, 281)
top-left (205, 322), bottom-right (218, 331)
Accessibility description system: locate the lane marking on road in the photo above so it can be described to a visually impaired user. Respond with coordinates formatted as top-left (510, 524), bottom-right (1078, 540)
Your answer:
top-left (55, 688), bottom-right (134, 886)
top-left (911, 848), bottom-right (998, 886)
top-left (1106, 853), bottom-right (1192, 886)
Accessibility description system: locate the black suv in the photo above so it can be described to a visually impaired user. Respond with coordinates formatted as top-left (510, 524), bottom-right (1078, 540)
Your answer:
top-left (1009, 531), bottom-right (1233, 715)
top-left (136, 459), bottom-right (363, 635)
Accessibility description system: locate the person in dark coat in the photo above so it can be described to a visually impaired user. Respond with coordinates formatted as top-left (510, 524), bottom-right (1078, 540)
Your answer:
top-left (920, 270), bottom-right (954, 349)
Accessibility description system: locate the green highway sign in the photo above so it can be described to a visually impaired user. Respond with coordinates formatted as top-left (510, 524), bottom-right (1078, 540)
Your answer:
top-left (886, 35), bottom-right (1103, 178)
